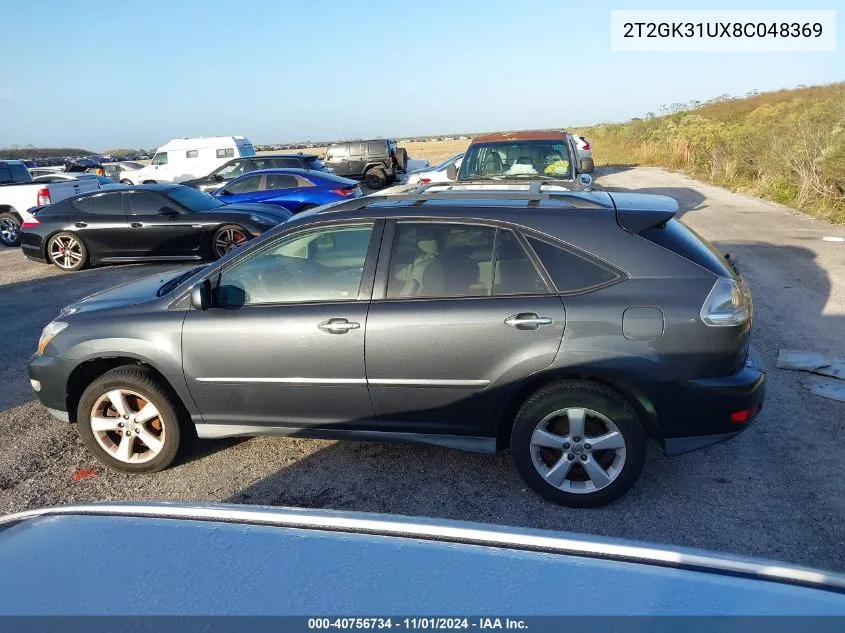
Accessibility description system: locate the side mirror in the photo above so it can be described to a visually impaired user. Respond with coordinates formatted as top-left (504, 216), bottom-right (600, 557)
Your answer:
top-left (578, 173), bottom-right (593, 188)
top-left (219, 189), bottom-right (232, 196)
top-left (212, 174), bottom-right (223, 181)
top-left (579, 157), bottom-right (595, 174)
top-left (190, 280), bottom-right (211, 311)
top-left (446, 163), bottom-right (458, 180)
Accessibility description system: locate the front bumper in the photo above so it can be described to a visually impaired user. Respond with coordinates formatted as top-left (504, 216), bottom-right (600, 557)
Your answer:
top-left (635, 347), bottom-right (767, 456)
top-left (28, 353), bottom-right (76, 421)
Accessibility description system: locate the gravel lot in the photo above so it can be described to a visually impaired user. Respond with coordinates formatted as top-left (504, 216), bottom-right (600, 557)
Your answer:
top-left (2, 166), bottom-right (844, 572)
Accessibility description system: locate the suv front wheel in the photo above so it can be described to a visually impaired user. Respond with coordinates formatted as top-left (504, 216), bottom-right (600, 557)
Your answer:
top-left (511, 380), bottom-right (645, 507)
top-left (77, 366), bottom-right (183, 473)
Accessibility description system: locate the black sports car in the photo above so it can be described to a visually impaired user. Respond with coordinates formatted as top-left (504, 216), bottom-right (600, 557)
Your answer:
top-left (20, 184), bottom-right (292, 271)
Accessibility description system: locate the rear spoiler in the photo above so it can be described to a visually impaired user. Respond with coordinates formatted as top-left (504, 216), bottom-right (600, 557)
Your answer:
top-left (608, 192), bottom-right (679, 232)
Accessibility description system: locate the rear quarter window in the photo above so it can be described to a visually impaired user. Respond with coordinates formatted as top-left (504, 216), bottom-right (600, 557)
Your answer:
top-left (638, 220), bottom-right (735, 278)
top-left (527, 236), bottom-right (621, 293)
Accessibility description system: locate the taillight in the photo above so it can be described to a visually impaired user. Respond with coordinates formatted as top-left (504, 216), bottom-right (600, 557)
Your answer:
top-left (730, 405), bottom-right (761, 423)
top-left (700, 277), bottom-right (751, 326)
top-left (331, 188), bottom-right (354, 197)
top-left (582, 142), bottom-right (591, 150)
top-left (36, 188), bottom-right (51, 206)
top-left (22, 217), bottom-right (40, 228)
top-left (420, 178), bottom-right (431, 183)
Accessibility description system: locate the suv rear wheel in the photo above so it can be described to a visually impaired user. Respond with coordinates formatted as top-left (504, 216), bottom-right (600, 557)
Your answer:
top-left (511, 380), bottom-right (645, 507)
top-left (77, 366), bottom-right (183, 473)
top-left (364, 168), bottom-right (388, 189)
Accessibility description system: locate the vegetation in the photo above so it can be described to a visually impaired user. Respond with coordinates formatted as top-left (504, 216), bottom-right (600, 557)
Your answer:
top-left (0, 146), bottom-right (93, 160)
top-left (580, 83), bottom-right (845, 223)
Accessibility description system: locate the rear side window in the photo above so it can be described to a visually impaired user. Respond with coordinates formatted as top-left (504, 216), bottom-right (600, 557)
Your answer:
top-left (186, 150), bottom-right (198, 159)
top-left (0, 167), bottom-right (12, 184)
top-left (73, 193), bottom-right (124, 215)
top-left (127, 192), bottom-right (168, 215)
top-left (348, 143), bottom-right (364, 157)
top-left (367, 141), bottom-right (385, 156)
top-left (493, 231), bottom-right (549, 295)
top-left (638, 219), bottom-right (735, 278)
top-left (264, 174), bottom-right (299, 190)
top-left (273, 158), bottom-right (301, 168)
top-left (217, 148), bottom-right (235, 159)
top-left (528, 236), bottom-right (620, 293)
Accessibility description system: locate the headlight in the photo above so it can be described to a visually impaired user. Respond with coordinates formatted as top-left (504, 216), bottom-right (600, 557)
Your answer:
top-left (249, 214), bottom-right (277, 225)
top-left (38, 321), bottom-right (68, 354)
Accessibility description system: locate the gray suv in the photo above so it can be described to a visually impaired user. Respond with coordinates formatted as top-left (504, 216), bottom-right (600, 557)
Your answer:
top-left (324, 139), bottom-right (403, 189)
top-left (29, 189), bottom-right (765, 507)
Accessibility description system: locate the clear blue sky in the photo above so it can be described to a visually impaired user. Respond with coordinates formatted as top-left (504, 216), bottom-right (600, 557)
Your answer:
top-left (1, 0), bottom-right (841, 150)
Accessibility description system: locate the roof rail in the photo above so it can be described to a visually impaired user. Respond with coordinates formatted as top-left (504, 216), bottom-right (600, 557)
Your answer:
top-left (316, 186), bottom-right (608, 214)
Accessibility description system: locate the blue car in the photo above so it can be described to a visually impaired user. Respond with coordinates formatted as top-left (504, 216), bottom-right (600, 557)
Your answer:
top-left (212, 168), bottom-right (363, 213)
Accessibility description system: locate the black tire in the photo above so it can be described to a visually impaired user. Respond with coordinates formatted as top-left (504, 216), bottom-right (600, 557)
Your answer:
top-left (364, 168), bottom-right (388, 189)
top-left (511, 380), bottom-right (645, 508)
top-left (0, 212), bottom-right (21, 247)
top-left (212, 224), bottom-right (249, 259)
top-left (46, 231), bottom-right (89, 271)
top-left (77, 366), bottom-right (183, 474)
top-left (142, 180), bottom-right (157, 184)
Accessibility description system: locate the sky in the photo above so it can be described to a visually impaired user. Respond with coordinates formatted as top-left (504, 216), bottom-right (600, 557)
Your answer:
top-left (0, 0), bottom-right (842, 151)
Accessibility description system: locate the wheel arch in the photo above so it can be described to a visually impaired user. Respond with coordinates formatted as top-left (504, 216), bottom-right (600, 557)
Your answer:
top-left (0, 204), bottom-right (21, 221)
top-left (493, 369), bottom-right (661, 450)
top-left (65, 355), bottom-right (195, 432)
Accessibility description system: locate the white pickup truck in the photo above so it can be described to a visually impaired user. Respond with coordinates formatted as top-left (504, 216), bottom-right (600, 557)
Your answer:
top-left (0, 160), bottom-right (100, 247)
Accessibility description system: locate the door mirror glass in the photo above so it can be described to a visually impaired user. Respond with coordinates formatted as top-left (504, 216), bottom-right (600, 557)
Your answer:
top-left (578, 157), bottom-right (595, 174)
top-left (446, 164), bottom-right (458, 180)
top-left (190, 280), bottom-right (211, 311)
top-left (578, 173), bottom-right (593, 188)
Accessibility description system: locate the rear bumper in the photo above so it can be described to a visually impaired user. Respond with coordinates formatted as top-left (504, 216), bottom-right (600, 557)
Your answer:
top-left (28, 353), bottom-right (76, 421)
top-left (636, 347), bottom-right (767, 456)
top-left (20, 231), bottom-right (46, 261)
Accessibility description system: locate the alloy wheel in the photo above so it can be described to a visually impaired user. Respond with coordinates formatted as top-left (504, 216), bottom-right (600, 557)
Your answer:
top-left (214, 228), bottom-right (247, 258)
top-left (89, 389), bottom-right (166, 464)
top-left (529, 407), bottom-right (627, 494)
top-left (49, 235), bottom-right (84, 269)
top-left (0, 217), bottom-right (19, 244)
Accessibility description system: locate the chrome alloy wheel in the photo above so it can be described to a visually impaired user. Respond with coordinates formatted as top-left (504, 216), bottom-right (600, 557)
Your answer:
top-left (214, 228), bottom-right (247, 258)
top-left (0, 217), bottom-right (19, 244)
top-left (49, 235), bottom-right (84, 269)
top-left (529, 407), bottom-right (627, 494)
top-left (89, 390), bottom-right (166, 464)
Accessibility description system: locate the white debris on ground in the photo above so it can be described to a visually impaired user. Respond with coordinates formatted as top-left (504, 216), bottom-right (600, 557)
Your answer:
top-left (777, 349), bottom-right (845, 403)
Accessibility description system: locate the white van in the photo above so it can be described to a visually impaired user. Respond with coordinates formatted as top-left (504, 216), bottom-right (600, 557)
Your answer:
top-left (120, 136), bottom-right (256, 185)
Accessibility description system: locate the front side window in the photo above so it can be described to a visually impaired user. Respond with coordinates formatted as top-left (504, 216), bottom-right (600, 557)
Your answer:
top-left (127, 191), bottom-right (169, 215)
top-left (73, 193), bottom-right (124, 215)
top-left (217, 224), bottom-right (374, 307)
top-left (151, 152), bottom-right (168, 166)
top-left (225, 175), bottom-right (263, 194)
top-left (216, 148), bottom-right (235, 159)
top-left (459, 141), bottom-right (572, 180)
top-left (215, 160), bottom-right (247, 179)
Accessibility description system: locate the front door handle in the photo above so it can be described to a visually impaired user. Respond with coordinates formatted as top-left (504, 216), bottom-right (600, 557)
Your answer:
top-left (75, 222), bottom-right (87, 228)
top-left (504, 313), bottom-right (553, 330)
top-left (130, 222), bottom-right (143, 228)
top-left (318, 318), bottom-right (361, 334)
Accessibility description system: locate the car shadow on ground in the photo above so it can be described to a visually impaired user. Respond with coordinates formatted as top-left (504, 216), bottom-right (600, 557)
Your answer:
top-left (594, 164), bottom-right (637, 177)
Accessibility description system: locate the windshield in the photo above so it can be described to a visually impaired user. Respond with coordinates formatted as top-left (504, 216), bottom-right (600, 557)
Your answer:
top-left (459, 141), bottom-right (573, 181)
top-left (434, 153), bottom-right (464, 171)
top-left (167, 186), bottom-right (224, 211)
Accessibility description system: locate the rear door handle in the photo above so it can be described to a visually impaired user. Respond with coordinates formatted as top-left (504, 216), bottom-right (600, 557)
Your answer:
top-left (504, 313), bottom-right (553, 330)
top-left (75, 222), bottom-right (87, 228)
top-left (318, 318), bottom-right (361, 334)
top-left (130, 222), bottom-right (143, 228)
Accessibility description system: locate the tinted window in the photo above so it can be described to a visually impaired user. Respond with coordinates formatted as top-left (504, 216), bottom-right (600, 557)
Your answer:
top-left (638, 219), bottom-right (734, 278)
top-left (215, 160), bottom-right (247, 179)
top-left (493, 231), bottom-right (549, 295)
top-left (348, 143), bottom-right (364, 157)
top-left (305, 158), bottom-right (324, 170)
top-left (217, 224), bottom-right (374, 306)
top-left (216, 148), bottom-right (235, 159)
top-left (273, 158), bottom-right (301, 168)
top-left (251, 158), bottom-right (281, 170)
top-left (151, 152), bottom-right (168, 166)
top-left (186, 150), bottom-right (198, 159)
top-left (127, 192), bottom-right (168, 215)
top-left (167, 187), bottom-right (224, 211)
top-left (387, 223), bottom-right (495, 299)
top-left (73, 193), bottom-right (124, 215)
top-left (528, 236), bottom-right (619, 293)
top-left (226, 175), bottom-right (263, 194)
top-left (367, 141), bottom-right (386, 156)
top-left (0, 168), bottom-right (13, 184)
top-left (264, 174), bottom-right (299, 190)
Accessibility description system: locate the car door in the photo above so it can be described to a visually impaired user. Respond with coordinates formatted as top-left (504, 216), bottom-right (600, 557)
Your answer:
top-left (125, 190), bottom-right (203, 256)
top-left (260, 173), bottom-right (303, 210)
top-left (345, 143), bottom-right (365, 177)
top-left (68, 191), bottom-right (133, 259)
top-left (365, 222), bottom-right (566, 436)
top-left (216, 174), bottom-right (265, 204)
top-left (181, 221), bottom-right (383, 429)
